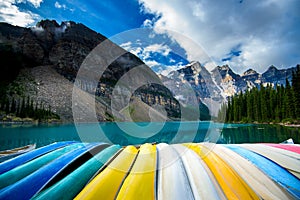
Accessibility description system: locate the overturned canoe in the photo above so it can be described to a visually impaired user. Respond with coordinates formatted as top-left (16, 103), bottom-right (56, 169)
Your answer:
top-left (156, 143), bottom-right (194, 200)
top-left (0, 141), bottom-right (76, 175)
top-left (34, 145), bottom-right (121, 200)
top-left (116, 143), bottom-right (156, 200)
top-left (0, 143), bottom-right (100, 200)
top-left (0, 143), bottom-right (84, 189)
top-left (239, 143), bottom-right (300, 179)
top-left (188, 143), bottom-right (260, 199)
top-left (74, 145), bottom-right (138, 200)
top-left (0, 144), bottom-right (36, 163)
top-left (225, 144), bottom-right (300, 199)
top-left (0, 141), bottom-right (299, 199)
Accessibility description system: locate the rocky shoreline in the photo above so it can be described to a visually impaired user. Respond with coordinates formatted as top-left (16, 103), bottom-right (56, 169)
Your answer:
top-left (0, 114), bottom-right (61, 125)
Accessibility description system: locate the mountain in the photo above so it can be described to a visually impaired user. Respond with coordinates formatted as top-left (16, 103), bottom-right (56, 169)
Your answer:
top-left (163, 61), bottom-right (222, 117)
top-left (1, 20), bottom-right (205, 122)
top-left (162, 61), bottom-right (298, 116)
top-left (261, 65), bottom-right (296, 85)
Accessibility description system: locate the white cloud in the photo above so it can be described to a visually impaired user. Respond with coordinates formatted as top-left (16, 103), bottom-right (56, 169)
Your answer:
top-left (120, 41), bottom-right (144, 56)
top-left (26, 0), bottom-right (43, 8)
top-left (144, 60), bottom-right (160, 67)
top-left (15, 0), bottom-right (43, 8)
top-left (120, 41), bottom-right (172, 62)
top-left (143, 43), bottom-right (171, 58)
top-left (138, 0), bottom-right (300, 74)
top-left (120, 41), bottom-right (132, 48)
top-left (142, 19), bottom-right (153, 28)
top-left (55, 1), bottom-right (66, 10)
top-left (119, 40), bottom-right (185, 75)
top-left (160, 64), bottom-right (185, 76)
top-left (0, 0), bottom-right (40, 27)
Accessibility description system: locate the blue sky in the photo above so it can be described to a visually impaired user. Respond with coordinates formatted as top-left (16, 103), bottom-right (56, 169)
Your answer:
top-left (1, 0), bottom-right (300, 74)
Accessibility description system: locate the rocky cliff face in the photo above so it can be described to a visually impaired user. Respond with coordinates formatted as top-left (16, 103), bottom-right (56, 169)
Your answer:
top-left (0, 20), bottom-right (189, 122)
top-left (161, 61), bottom-right (219, 117)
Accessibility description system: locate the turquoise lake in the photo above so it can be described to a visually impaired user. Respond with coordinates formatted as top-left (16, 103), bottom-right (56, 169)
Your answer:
top-left (0, 121), bottom-right (299, 150)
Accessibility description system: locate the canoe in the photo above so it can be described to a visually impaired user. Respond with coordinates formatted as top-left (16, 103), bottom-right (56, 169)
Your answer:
top-left (187, 143), bottom-right (260, 200)
top-left (240, 144), bottom-right (300, 179)
top-left (0, 144), bottom-right (36, 162)
top-left (175, 144), bottom-right (226, 199)
top-left (1, 141), bottom-right (300, 199)
top-left (116, 143), bottom-right (157, 200)
top-left (37, 143), bottom-right (111, 190)
top-left (74, 145), bottom-right (138, 200)
top-left (224, 144), bottom-right (300, 199)
top-left (264, 143), bottom-right (300, 154)
top-left (0, 144), bottom-right (36, 157)
top-left (210, 144), bottom-right (294, 199)
top-left (156, 143), bottom-right (194, 200)
top-left (0, 143), bottom-right (84, 189)
top-left (33, 145), bottom-right (121, 200)
top-left (280, 138), bottom-right (294, 144)
top-left (0, 141), bottom-right (77, 175)
top-left (0, 143), bottom-right (101, 200)
top-left (173, 144), bottom-right (226, 200)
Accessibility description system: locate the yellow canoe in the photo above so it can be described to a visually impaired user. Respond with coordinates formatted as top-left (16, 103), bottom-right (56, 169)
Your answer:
top-left (186, 143), bottom-right (260, 200)
top-left (116, 143), bottom-right (156, 200)
top-left (210, 144), bottom-right (295, 200)
top-left (74, 145), bottom-right (138, 200)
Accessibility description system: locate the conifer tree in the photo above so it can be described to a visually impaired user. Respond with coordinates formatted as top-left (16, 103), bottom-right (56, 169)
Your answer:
top-left (19, 97), bottom-right (26, 118)
top-left (292, 65), bottom-right (300, 118)
top-left (10, 98), bottom-right (16, 114)
top-left (284, 79), bottom-right (295, 119)
top-left (4, 99), bottom-right (10, 114)
top-left (260, 84), bottom-right (268, 122)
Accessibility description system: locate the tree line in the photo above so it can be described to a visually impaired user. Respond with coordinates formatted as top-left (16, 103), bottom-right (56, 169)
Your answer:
top-left (0, 96), bottom-right (60, 121)
top-left (218, 65), bottom-right (300, 124)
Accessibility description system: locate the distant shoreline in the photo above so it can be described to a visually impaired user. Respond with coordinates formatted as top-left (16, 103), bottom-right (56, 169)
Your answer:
top-left (1, 120), bottom-right (300, 128)
top-left (222, 121), bottom-right (300, 128)
top-left (279, 123), bottom-right (300, 128)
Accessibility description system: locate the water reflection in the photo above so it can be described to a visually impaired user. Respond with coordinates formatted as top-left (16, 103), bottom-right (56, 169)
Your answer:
top-left (221, 124), bottom-right (300, 144)
top-left (0, 122), bottom-right (299, 151)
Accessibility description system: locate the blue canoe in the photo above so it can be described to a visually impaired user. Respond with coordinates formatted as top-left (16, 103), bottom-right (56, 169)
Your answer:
top-left (224, 144), bottom-right (300, 199)
top-left (33, 145), bottom-right (121, 200)
top-left (0, 143), bottom-right (84, 189)
top-left (0, 143), bottom-right (103, 200)
top-left (0, 141), bottom-right (76, 175)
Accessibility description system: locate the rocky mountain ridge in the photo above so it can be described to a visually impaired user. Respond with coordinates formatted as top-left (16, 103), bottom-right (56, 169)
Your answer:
top-left (1, 20), bottom-right (204, 122)
top-left (162, 61), bottom-right (298, 115)
top-left (166, 62), bottom-right (297, 97)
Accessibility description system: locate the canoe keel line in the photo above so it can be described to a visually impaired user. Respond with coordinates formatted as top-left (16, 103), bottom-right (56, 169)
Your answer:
top-left (0, 142), bottom-right (299, 199)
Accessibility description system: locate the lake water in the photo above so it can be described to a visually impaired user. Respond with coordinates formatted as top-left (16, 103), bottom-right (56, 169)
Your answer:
top-left (0, 121), bottom-right (299, 150)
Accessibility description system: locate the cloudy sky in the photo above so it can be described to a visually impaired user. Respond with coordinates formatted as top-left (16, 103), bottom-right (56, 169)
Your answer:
top-left (1, 0), bottom-right (299, 74)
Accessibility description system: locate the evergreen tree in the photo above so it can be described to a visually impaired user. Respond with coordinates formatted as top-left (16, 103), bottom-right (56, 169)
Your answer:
top-left (284, 79), bottom-right (295, 119)
top-left (19, 97), bottom-right (26, 118)
top-left (260, 84), bottom-right (268, 122)
top-left (10, 98), bottom-right (16, 114)
top-left (4, 98), bottom-right (10, 114)
top-left (269, 85), bottom-right (276, 120)
top-left (15, 99), bottom-right (20, 116)
top-left (218, 74), bottom-right (299, 124)
top-left (252, 88), bottom-right (259, 122)
top-left (233, 94), bottom-right (239, 122)
top-left (245, 90), bottom-right (252, 121)
top-left (292, 65), bottom-right (300, 118)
